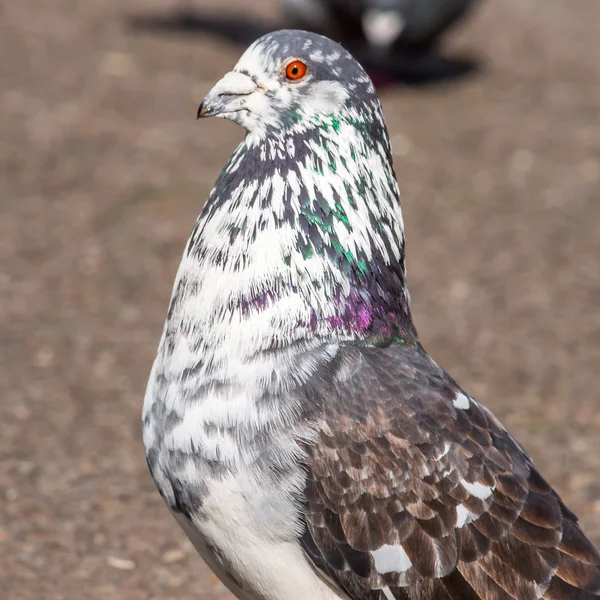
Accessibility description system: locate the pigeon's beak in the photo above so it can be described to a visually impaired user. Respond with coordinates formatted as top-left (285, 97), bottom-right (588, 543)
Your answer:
top-left (197, 71), bottom-right (258, 119)
top-left (362, 9), bottom-right (405, 48)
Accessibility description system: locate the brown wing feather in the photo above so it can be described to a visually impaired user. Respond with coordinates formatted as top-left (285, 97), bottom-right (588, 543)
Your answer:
top-left (300, 344), bottom-right (600, 600)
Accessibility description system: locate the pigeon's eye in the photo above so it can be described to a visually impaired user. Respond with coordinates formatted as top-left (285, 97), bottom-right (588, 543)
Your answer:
top-left (284, 59), bottom-right (308, 82)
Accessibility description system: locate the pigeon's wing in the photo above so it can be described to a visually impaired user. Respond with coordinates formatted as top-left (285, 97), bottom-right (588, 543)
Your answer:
top-left (301, 344), bottom-right (600, 600)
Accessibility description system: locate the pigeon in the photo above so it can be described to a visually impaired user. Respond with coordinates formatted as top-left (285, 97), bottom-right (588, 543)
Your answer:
top-left (282, 0), bottom-right (479, 52)
top-left (142, 29), bottom-right (600, 600)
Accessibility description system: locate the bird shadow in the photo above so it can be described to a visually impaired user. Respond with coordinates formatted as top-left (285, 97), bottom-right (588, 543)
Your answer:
top-left (127, 9), bottom-right (482, 88)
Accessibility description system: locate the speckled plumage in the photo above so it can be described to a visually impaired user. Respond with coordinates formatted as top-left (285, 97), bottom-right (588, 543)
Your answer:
top-left (143, 30), bottom-right (600, 600)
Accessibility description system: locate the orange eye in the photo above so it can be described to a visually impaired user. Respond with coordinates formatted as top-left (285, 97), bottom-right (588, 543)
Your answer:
top-left (285, 60), bottom-right (308, 81)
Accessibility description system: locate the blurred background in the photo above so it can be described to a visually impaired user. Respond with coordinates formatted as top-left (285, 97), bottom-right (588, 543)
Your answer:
top-left (1, 0), bottom-right (599, 598)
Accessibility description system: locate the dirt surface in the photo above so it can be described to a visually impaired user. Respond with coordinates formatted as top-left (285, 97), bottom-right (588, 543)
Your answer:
top-left (1, 0), bottom-right (599, 598)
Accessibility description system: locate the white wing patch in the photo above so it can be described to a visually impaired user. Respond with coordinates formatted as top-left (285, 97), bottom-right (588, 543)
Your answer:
top-left (456, 503), bottom-right (477, 528)
top-left (372, 544), bottom-right (413, 574)
top-left (453, 392), bottom-right (470, 410)
top-left (434, 440), bottom-right (452, 461)
top-left (461, 480), bottom-right (494, 500)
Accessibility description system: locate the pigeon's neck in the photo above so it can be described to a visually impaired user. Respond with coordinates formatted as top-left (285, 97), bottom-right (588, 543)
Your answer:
top-left (170, 115), bottom-right (417, 375)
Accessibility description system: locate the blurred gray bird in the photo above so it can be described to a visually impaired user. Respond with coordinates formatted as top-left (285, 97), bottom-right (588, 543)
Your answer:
top-left (143, 29), bottom-right (600, 600)
top-left (282, 0), bottom-right (479, 52)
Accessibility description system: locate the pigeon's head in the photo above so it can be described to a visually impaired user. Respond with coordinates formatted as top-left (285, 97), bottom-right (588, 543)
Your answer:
top-left (192, 31), bottom-right (413, 346)
top-left (198, 30), bottom-right (381, 140)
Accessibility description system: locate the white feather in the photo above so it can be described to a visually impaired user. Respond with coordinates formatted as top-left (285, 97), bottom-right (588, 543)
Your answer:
top-left (453, 393), bottom-right (470, 409)
top-left (461, 480), bottom-right (494, 500)
top-left (372, 544), bottom-right (413, 574)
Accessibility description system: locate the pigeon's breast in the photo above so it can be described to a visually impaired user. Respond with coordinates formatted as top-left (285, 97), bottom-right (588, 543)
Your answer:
top-left (142, 344), bottom-right (351, 600)
top-left (141, 334), bottom-right (325, 511)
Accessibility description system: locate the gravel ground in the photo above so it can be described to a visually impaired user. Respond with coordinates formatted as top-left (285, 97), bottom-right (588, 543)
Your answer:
top-left (1, 0), bottom-right (599, 598)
